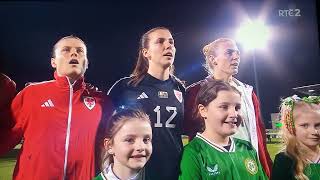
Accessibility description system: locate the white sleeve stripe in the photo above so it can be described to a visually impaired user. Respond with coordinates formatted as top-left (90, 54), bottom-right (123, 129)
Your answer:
top-left (107, 76), bottom-right (131, 95)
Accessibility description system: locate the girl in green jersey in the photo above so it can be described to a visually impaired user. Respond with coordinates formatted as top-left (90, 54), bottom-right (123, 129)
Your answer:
top-left (179, 80), bottom-right (267, 180)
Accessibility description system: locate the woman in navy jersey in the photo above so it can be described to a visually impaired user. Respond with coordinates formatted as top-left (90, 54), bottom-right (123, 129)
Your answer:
top-left (108, 27), bottom-right (185, 180)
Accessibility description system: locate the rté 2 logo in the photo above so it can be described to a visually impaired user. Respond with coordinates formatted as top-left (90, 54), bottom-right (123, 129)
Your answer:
top-left (278, 9), bottom-right (301, 17)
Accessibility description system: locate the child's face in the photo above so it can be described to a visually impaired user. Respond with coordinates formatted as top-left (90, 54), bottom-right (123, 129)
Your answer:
top-left (294, 107), bottom-right (320, 148)
top-left (199, 90), bottom-right (241, 137)
top-left (109, 119), bottom-right (152, 171)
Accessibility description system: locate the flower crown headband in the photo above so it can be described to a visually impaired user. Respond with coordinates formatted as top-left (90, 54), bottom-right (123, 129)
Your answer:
top-left (279, 95), bottom-right (320, 135)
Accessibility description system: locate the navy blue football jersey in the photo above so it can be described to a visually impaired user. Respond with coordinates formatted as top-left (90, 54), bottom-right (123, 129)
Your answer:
top-left (108, 73), bottom-right (185, 180)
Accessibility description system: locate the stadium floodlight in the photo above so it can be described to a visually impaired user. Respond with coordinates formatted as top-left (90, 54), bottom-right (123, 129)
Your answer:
top-left (235, 19), bottom-right (271, 97)
top-left (236, 20), bottom-right (270, 51)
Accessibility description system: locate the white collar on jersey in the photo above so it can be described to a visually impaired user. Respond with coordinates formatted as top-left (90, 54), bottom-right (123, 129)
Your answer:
top-left (307, 154), bottom-right (320, 164)
top-left (101, 163), bottom-right (143, 180)
top-left (196, 133), bottom-right (236, 153)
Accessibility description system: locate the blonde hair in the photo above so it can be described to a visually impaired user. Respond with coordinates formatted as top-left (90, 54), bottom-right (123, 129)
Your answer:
top-left (51, 35), bottom-right (86, 58)
top-left (100, 108), bottom-right (151, 170)
top-left (202, 38), bottom-right (236, 74)
top-left (51, 35), bottom-right (89, 71)
top-left (280, 98), bottom-right (320, 180)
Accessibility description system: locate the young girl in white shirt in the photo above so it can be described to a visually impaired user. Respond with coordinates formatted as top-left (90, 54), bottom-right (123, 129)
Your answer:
top-left (95, 108), bottom-right (152, 180)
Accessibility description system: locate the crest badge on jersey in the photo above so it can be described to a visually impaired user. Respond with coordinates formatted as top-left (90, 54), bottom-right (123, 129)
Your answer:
top-left (83, 96), bottom-right (96, 110)
top-left (158, 91), bottom-right (168, 98)
top-left (174, 90), bottom-right (183, 103)
top-left (244, 158), bottom-right (258, 175)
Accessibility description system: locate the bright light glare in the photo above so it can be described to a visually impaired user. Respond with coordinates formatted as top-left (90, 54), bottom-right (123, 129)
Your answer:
top-left (236, 20), bottom-right (270, 50)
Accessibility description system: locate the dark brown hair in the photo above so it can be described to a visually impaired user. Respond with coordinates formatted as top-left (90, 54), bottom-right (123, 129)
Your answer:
top-left (194, 79), bottom-right (241, 132)
top-left (129, 27), bottom-right (175, 86)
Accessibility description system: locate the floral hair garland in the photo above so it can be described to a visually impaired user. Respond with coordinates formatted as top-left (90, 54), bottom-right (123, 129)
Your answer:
top-left (279, 95), bottom-right (320, 135)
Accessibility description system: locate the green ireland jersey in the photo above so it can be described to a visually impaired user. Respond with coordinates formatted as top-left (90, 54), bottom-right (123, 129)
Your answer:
top-left (179, 133), bottom-right (268, 180)
top-left (305, 164), bottom-right (320, 180)
top-left (272, 152), bottom-right (320, 180)
top-left (93, 174), bottom-right (104, 180)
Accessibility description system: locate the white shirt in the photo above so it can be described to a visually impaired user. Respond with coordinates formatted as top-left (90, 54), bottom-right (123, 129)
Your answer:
top-left (100, 164), bottom-right (144, 180)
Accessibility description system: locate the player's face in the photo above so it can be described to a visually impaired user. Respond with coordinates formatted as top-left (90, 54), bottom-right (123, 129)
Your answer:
top-left (212, 41), bottom-right (240, 77)
top-left (200, 90), bottom-right (241, 138)
top-left (294, 108), bottom-right (320, 148)
top-left (108, 119), bottom-right (152, 172)
top-left (51, 38), bottom-right (88, 81)
top-left (143, 29), bottom-right (176, 70)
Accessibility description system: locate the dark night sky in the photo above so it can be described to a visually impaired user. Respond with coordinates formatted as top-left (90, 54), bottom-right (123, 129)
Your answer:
top-left (0, 0), bottom-right (319, 128)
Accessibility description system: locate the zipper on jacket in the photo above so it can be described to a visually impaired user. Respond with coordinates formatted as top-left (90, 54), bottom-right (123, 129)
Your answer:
top-left (62, 78), bottom-right (75, 180)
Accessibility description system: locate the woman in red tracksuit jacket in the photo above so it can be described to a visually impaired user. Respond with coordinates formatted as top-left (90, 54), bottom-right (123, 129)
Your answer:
top-left (184, 38), bottom-right (272, 178)
top-left (0, 35), bottom-right (113, 180)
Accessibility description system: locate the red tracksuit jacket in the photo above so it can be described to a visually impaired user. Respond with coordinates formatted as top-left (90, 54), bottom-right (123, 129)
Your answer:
top-left (0, 73), bottom-right (112, 180)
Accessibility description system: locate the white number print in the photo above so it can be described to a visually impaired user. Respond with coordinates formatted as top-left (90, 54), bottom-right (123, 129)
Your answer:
top-left (153, 106), bottom-right (177, 128)
top-left (154, 106), bottom-right (162, 127)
